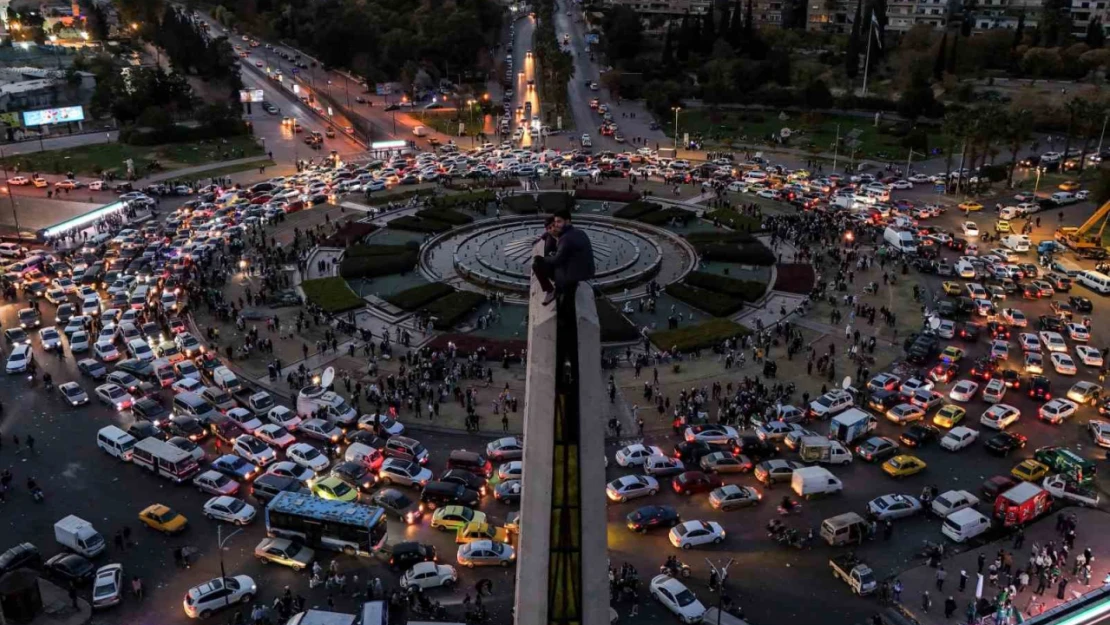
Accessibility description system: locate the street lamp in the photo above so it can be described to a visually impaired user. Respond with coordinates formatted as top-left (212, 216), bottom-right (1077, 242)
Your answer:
top-left (217, 525), bottom-right (243, 610)
top-left (672, 106), bottom-right (682, 150)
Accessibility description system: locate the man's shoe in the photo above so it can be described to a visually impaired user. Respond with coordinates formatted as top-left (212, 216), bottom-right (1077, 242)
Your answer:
top-left (542, 291), bottom-right (556, 306)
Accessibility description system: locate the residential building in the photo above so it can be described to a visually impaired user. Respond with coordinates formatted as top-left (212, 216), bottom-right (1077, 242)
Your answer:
top-left (807, 0), bottom-right (859, 32)
top-left (1071, 0), bottom-right (1108, 35)
top-left (970, 0), bottom-right (1043, 29)
top-left (0, 67), bottom-right (95, 114)
top-left (602, 0), bottom-right (712, 15)
top-left (886, 0), bottom-right (953, 31)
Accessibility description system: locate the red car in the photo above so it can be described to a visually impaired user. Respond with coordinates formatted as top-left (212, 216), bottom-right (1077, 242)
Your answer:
top-left (987, 322), bottom-right (1010, 341)
top-left (671, 471), bottom-right (722, 496)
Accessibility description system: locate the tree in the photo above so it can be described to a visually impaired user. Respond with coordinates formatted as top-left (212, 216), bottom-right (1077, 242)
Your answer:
top-left (85, 2), bottom-right (110, 41)
top-left (1013, 11), bottom-right (1026, 49)
top-left (677, 12), bottom-right (692, 62)
top-left (1003, 109), bottom-right (1032, 187)
top-left (662, 24), bottom-right (675, 65)
top-left (1087, 18), bottom-right (1106, 48)
top-left (1021, 47), bottom-right (1063, 79)
top-left (728, 1), bottom-right (743, 47)
top-left (1095, 167), bottom-right (1110, 205)
top-left (1076, 101), bottom-right (1106, 172)
top-left (933, 31), bottom-right (948, 80)
top-left (701, 8), bottom-right (716, 54)
top-left (898, 68), bottom-right (938, 119)
top-left (603, 6), bottom-right (643, 63)
top-left (845, 0), bottom-right (863, 78)
top-left (801, 78), bottom-right (834, 109)
top-left (1040, 0), bottom-right (1069, 47)
top-left (946, 33), bottom-right (959, 74)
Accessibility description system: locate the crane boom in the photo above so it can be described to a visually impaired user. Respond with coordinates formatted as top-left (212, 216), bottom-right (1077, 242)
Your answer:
top-left (1055, 199), bottom-right (1110, 250)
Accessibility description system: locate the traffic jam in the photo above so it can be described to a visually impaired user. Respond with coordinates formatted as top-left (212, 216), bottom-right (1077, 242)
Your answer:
top-left (0, 180), bottom-right (525, 622)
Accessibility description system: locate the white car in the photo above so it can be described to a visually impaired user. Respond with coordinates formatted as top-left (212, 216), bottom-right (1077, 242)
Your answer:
top-left (38, 327), bottom-right (62, 351)
top-left (58, 381), bottom-right (89, 406)
top-left (266, 461), bottom-right (316, 484)
top-left (1067, 323), bottom-right (1090, 343)
top-left (936, 319), bottom-right (956, 339)
top-left (1076, 345), bottom-right (1104, 367)
top-left (650, 574), bottom-right (707, 624)
top-left (1001, 308), bottom-right (1027, 327)
top-left (226, 407), bottom-right (263, 434)
top-left (1019, 333), bottom-right (1041, 352)
top-left (982, 379), bottom-right (1006, 403)
top-left (931, 490), bottom-right (979, 517)
top-left (91, 563), bottom-right (124, 609)
top-left (232, 435), bottom-right (276, 466)
top-left (400, 561), bottom-right (457, 590)
top-left (5, 344), bottom-right (32, 374)
top-left (1038, 331), bottom-right (1067, 353)
top-left (948, 380), bottom-right (980, 402)
top-left (299, 418), bottom-right (343, 443)
top-left (1088, 420), bottom-right (1110, 448)
top-left (668, 520), bottom-right (726, 549)
top-left (940, 426), bottom-right (979, 452)
top-left (69, 331), bottom-right (90, 353)
top-left (93, 340), bottom-right (120, 362)
top-left (1038, 398), bottom-right (1078, 424)
top-left (172, 378), bottom-right (205, 395)
top-left (962, 222), bottom-right (980, 237)
top-left (268, 406), bottom-right (302, 431)
top-left (605, 475), bottom-right (660, 502)
top-left (287, 443), bottom-right (330, 472)
top-left (1050, 352), bottom-right (1077, 375)
top-left (615, 444), bottom-right (665, 467)
top-left (684, 425), bottom-right (739, 445)
top-left (1024, 351), bottom-right (1044, 374)
top-left (899, 378), bottom-right (934, 397)
top-left (891, 179), bottom-right (913, 189)
top-left (990, 340), bottom-right (1010, 361)
top-left (644, 454), bottom-right (685, 476)
top-left (755, 421), bottom-right (804, 442)
top-left (255, 424), bottom-right (297, 449)
top-left (203, 496), bottom-right (257, 525)
top-left (886, 404), bottom-right (925, 424)
top-left (183, 575), bottom-right (257, 619)
top-left (980, 404), bottom-right (1021, 430)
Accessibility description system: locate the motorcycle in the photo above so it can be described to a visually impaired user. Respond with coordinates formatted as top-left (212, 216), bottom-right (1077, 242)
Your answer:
top-left (777, 500), bottom-right (802, 516)
top-left (919, 540), bottom-right (947, 560)
top-left (660, 561), bottom-right (692, 579)
top-left (774, 528), bottom-right (807, 549)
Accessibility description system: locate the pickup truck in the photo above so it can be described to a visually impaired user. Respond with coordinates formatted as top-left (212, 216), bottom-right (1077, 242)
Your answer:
top-left (830, 555), bottom-right (877, 595)
top-left (1042, 475), bottom-right (1100, 507)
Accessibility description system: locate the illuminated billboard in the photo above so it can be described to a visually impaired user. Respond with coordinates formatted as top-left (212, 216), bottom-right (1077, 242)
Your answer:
top-left (22, 106), bottom-right (85, 126)
top-left (239, 89), bottom-right (265, 103)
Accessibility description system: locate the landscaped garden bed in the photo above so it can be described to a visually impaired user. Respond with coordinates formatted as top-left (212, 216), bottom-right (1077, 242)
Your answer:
top-left (665, 283), bottom-right (745, 316)
top-left (424, 291), bottom-right (488, 329)
top-left (774, 263), bottom-right (817, 294)
top-left (684, 271), bottom-right (767, 302)
top-left (428, 190), bottom-right (496, 208)
top-left (387, 215), bottom-right (455, 233)
top-left (650, 318), bottom-right (749, 352)
top-left (574, 189), bottom-right (640, 202)
top-left (339, 244), bottom-right (420, 279)
top-left (415, 207), bottom-right (474, 226)
top-left (301, 277), bottom-right (364, 313)
top-left (683, 232), bottom-right (775, 265)
top-left (384, 283), bottom-right (456, 311)
top-left (596, 296), bottom-right (640, 343)
top-left (364, 188), bottom-right (435, 206)
top-left (704, 209), bottom-right (763, 233)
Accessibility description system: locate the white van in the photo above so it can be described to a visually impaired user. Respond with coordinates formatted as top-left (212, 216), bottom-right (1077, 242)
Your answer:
top-left (743, 170), bottom-right (767, 184)
top-left (941, 507), bottom-right (991, 542)
top-left (412, 126), bottom-right (428, 137)
top-left (791, 466), bottom-right (843, 499)
top-left (883, 227), bottom-right (916, 253)
top-left (344, 442), bottom-right (384, 470)
top-left (1051, 192), bottom-right (1077, 205)
top-left (1078, 270), bottom-right (1110, 295)
top-left (97, 425), bottom-right (137, 461)
top-left (999, 235), bottom-right (1031, 253)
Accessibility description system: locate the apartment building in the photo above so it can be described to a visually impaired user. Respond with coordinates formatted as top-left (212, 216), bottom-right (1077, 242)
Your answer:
top-left (603, 0), bottom-right (712, 15)
top-left (1071, 0), bottom-right (1108, 35)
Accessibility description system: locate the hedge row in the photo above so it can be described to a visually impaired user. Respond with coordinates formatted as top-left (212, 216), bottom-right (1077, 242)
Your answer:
top-left (697, 242), bottom-right (776, 265)
top-left (415, 207), bottom-right (473, 226)
top-left (503, 195), bottom-right (540, 214)
top-left (774, 263), bottom-right (817, 295)
top-left (574, 189), bottom-right (640, 202)
top-left (650, 318), bottom-right (750, 352)
top-left (387, 215), bottom-right (454, 233)
top-left (596, 296), bottom-right (640, 343)
top-left (637, 206), bottom-right (693, 226)
top-left (684, 271), bottom-right (767, 302)
top-left (539, 192), bottom-right (575, 213)
top-left (613, 200), bottom-right (661, 219)
top-left (684, 231), bottom-right (756, 245)
top-left (383, 283), bottom-right (456, 311)
top-left (428, 190), bottom-right (496, 208)
top-left (301, 277), bottom-right (364, 313)
top-left (339, 249), bottom-right (419, 279)
top-left (424, 291), bottom-right (488, 330)
top-left (345, 244), bottom-right (415, 258)
top-left (665, 283), bottom-right (746, 317)
top-left (364, 188), bottom-right (435, 206)
top-left (705, 210), bottom-right (763, 233)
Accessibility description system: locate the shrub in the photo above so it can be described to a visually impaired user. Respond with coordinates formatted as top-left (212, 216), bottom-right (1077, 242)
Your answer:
top-left (429, 190), bottom-right (496, 208)
top-left (704, 210), bottom-right (762, 233)
top-left (384, 283), bottom-right (456, 311)
top-left (574, 189), bottom-right (641, 202)
top-left (614, 200), bottom-right (661, 219)
top-left (415, 207), bottom-right (473, 226)
top-left (387, 215), bottom-right (453, 233)
top-left (637, 206), bottom-right (692, 226)
top-left (503, 195), bottom-right (540, 214)
top-left (364, 189), bottom-right (435, 206)
top-left (684, 231), bottom-right (756, 245)
top-left (650, 318), bottom-right (749, 352)
top-left (538, 192), bottom-right (575, 213)
top-left (301, 277), bottom-right (364, 313)
top-left (339, 246), bottom-right (419, 278)
top-left (697, 242), bottom-right (776, 265)
top-left (684, 271), bottom-right (767, 302)
top-left (423, 291), bottom-right (488, 329)
top-left (596, 296), bottom-right (640, 342)
top-left (665, 283), bottom-right (746, 316)
top-left (322, 222), bottom-right (378, 247)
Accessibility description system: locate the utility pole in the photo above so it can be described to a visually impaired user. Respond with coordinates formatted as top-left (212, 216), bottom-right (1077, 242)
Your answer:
top-left (833, 124), bottom-right (840, 172)
top-left (705, 557), bottom-right (735, 625)
top-left (217, 525), bottom-right (243, 610)
top-left (1097, 112), bottom-right (1109, 161)
top-left (861, 19), bottom-right (874, 96)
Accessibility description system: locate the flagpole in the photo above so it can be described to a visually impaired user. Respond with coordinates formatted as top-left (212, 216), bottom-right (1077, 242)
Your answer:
top-left (862, 19), bottom-right (873, 96)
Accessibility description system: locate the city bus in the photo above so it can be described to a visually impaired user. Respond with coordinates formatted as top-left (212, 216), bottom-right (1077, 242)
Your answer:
top-left (131, 437), bottom-right (200, 483)
top-left (265, 491), bottom-right (388, 556)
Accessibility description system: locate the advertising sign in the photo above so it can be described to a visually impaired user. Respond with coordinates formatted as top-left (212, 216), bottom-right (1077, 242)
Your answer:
top-left (22, 106), bottom-right (85, 126)
top-left (239, 89), bottom-right (264, 103)
top-left (585, 33), bottom-right (600, 44)
top-left (0, 112), bottom-right (22, 128)
top-left (371, 140), bottom-right (407, 150)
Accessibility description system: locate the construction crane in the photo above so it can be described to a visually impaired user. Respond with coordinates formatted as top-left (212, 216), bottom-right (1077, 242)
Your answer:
top-left (1054, 199), bottom-right (1110, 254)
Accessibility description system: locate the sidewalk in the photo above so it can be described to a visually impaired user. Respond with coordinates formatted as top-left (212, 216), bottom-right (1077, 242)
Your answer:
top-left (137, 154), bottom-right (275, 185)
top-left (894, 508), bottom-right (1110, 625)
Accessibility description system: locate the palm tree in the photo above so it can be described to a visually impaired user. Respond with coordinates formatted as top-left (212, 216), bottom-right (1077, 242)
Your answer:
top-left (1004, 109), bottom-right (1033, 188)
top-left (943, 108), bottom-right (974, 194)
top-left (1061, 97), bottom-right (1085, 171)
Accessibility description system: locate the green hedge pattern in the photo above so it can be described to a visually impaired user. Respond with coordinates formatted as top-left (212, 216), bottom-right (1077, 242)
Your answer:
top-left (705, 210), bottom-right (763, 233)
top-left (415, 207), bottom-right (474, 226)
top-left (428, 190), bottom-right (495, 208)
top-left (650, 318), bottom-right (750, 352)
top-left (363, 188), bottom-right (435, 206)
top-left (684, 271), bottom-right (767, 302)
top-left (424, 291), bottom-right (488, 330)
top-left (384, 283), bottom-right (456, 311)
top-left (665, 283), bottom-right (745, 316)
top-left (339, 245), bottom-right (419, 279)
top-left (301, 277), bottom-right (364, 313)
top-left (387, 215), bottom-right (454, 233)
top-left (696, 242), bottom-right (776, 265)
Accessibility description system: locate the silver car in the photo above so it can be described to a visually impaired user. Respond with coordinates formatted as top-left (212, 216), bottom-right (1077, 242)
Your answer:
top-left (456, 540), bottom-right (516, 567)
top-left (605, 475), bottom-right (660, 502)
top-left (58, 382), bottom-right (89, 406)
top-left (699, 452), bottom-right (752, 474)
top-left (193, 470), bottom-right (240, 496)
top-left (866, 494), bottom-right (922, 521)
top-left (486, 437), bottom-right (524, 461)
top-left (254, 538), bottom-right (315, 571)
top-left (379, 458), bottom-right (433, 488)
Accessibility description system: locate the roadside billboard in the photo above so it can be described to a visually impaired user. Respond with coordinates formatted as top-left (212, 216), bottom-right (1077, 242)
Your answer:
top-left (22, 106), bottom-right (85, 126)
top-left (239, 89), bottom-right (264, 103)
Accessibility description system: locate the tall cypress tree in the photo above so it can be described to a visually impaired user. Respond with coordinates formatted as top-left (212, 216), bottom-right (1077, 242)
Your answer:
top-left (946, 33), bottom-right (959, 74)
top-left (729, 1), bottom-right (744, 47)
top-left (677, 12), bottom-right (692, 62)
top-left (1086, 17), bottom-right (1105, 48)
top-left (702, 8), bottom-right (716, 53)
top-left (744, 0), bottom-right (753, 34)
top-left (845, 0), bottom-right (862, 79)
top-left (663, 24), bottom-right (675, 64)
top-left (1013, 11), bottom-right (1025, 48)
top-left (933, 31), bottom-right (947, 80)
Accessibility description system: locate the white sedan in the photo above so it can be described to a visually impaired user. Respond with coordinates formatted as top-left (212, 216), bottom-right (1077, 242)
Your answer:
top-left (668, 520), bottom-right (726, 549)
top-left (650, 574), bottom-right (707, 623)
top-left (93, 340), bottom-right (120, 361)
top-left (1067, 323), bottom-right (1090, 343)
top-left (980, 404), bottom-right (1021, 430)
top-left (203, 496), bottom-right (257, 525)
top-left (232, 435), bottom-right (276, 467)
top-left (890, 179), bottom-right (914, 189)
top-left (949, 380), bottom-right (980, 402)
top-left (38, 327), bottom-right (62, 351)
top-left (227, 408), bottom-right (263, 434)
top-left (91, 563), bottom-right (124, 608)
top-left (266, 461), bottom-right (316, 484)
top-left (1039, 398), bottom-right (1078, 424)
top-left (940, 426), bottom-right (979, 452)
top-left (1024, 351), bottom-right (1044, 374)
top-left (1038, 331), bottom-right (1068, 353)
top-left (268, 406), bottom-right (302, 431)
top-left (962, 222), bottom-right (980, 237)
top-left (1088, 420), bottom-right (1110, 448)
top-left (59, 381), bottom-right (89, 406)
top-left (69, 331), bottom-right (90, 353)
top-left (1076, 345), bottom-right (1104, 367)
top-left (287, 443), bottom-right (330, 472)
top-left (982, 379), bottom-right (1006, 403)
top-left (1050, 352), bottom-right (1077, 375)
top-left (614, 444), bottom-right (664, 467)
top-left (606, 475), bottom-right (660, 502)
top-left (1019, 333), bottom-right (1041, 352)
top-left (1001, 308), bottom-right (1027, 327)
top-left (255, 424), bottom-right (297, 449)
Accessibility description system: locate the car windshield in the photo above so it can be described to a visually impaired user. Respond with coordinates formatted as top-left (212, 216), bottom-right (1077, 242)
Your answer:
top-left (227, 499), bottom-right (246, 513)
top-left (674, 588), bottom-right (698, 607)
top-left (301, 447), bottom-right (320, 460)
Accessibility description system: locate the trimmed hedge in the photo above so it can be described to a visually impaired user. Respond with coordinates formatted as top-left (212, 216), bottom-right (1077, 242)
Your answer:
top-left (614, 200), bottom-right (661, 219)
top-left (574, 189), bottom-right (640, 202)
top-left (415, 207), bottom-right (473, 226)
top-left (637, 206), bottom-right (692, 226)
top-left (697, 242), bottom-right (776, 265)
top-left (774, 263), bottom-right (817, 295)
top-left (339, 245), bottom-right (419, 279)
top-left (650, 318), bottom-right (750, 352)
top-left (387, 215), bottom-right (453, 233)
top-left (301, 277), bottom-right (364, 313)
top-left (596, 296), bottom-right (640, 343)
top-left (384, 283), bottom-right (456, 311)
top-left (705, 210), bottom-right (762, 233)
top-left (424, 291), bottom-right (488, 330)
top-left (429, 190), bottom-right (496, 208)
top-left (364, 188), bottom-right (435, 206)
top-left (503, 195), bottom-right (540, 214)
top-left (665, 283), bottom-right (745, 316)
top-left (684, 231), bottom-right (756, 245)
top-left (539, 192), bottom-right (575, 213)
top-left (684, 271), bottom-right (767, 302)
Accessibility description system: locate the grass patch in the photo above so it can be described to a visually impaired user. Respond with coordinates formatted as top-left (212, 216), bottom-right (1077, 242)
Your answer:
top-left (418, 111), bottom-right (468, 137)
top-left (363, 188), bottom-right (435, 206)
top-left (415, 207), bottom-right (473, 226)
top-left (650, 318), bottom-right (749, 352)
top-left (384, 283), bottom-right (456, 311)
top-left (339, 245), bottom-right (419, 279)
top-left (665, 283), bottom-right (745, 316)
top-left (684, 271), bottom-right (767, 302)
top-left (0, 135), bottom-right (263, 177)
top-left (301, 277), bottom-right (364, 313)
top-left (684, 231), bottom-right (757, 245)
top-left (613, 200), bottom-right (660, 219)
top-left (705, 209), bottom-right (762, 233)
top-left (424, 291), bottom-right (488, 329)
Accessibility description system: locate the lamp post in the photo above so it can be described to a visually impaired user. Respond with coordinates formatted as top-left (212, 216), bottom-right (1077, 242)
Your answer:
top-left (672, 106), bottom-right (682, 150)
top-left (1034, 166), bottom-right (1043, 195)
top-left (217, 525), bottom-right (243, 610)
top-left (705, 558), bottom-right (735, 625)
top-left (0, 149), bottom-right (22, 237)
top-left (1097, 112), bottom-right (1110, 162)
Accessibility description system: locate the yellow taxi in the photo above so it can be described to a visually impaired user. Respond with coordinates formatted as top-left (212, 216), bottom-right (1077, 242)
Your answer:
top-left (882, 455), bottom-right (927, 478)
top-left (455, 520), bottom-right (512, 545)
top-left (943, 282), bottom-right (963, 296)
top-left (1059, 180), bottom-right (1081, 191)
top-left (139, 504), bottom-right (189, 535)
top-left (934, 405), bottom-right (965, 428)
top-left (959, 201), bottom-right (984, 212)
top-left (310, 476), bottom-right (359, 502)
top-left (1011, 459), bottom-right (1050, 482)
top-left (995, 220), bottom-right (1011, 233)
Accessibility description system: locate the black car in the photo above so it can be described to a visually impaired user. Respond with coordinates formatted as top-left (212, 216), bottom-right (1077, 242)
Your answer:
top-left (344, 430), bottom-right (387, 448)
top-left (388, 542), bottom-right (437, 571)
top-left (44, 553), bottom-right (95, 585)
top-left (116, 359), bottom-right (154, 380)
top-left (899, 424), bottom-right (941, 448)
top-left (987, 321), bottom-right (1010, 341)
top-left (625, 504), bottom-right (681, 533)
top-left (0, 543), bottom-right (41, 575)
top-left (421, 481), bottom-right (480, 509)
top-left (1069, 295), bottom-right (1094, 313)
top-left (439, 469), bottom-right (488, 497)
top-left (984, 432), bottom-right (1028, 456)
top-left (166, 415), bottom-right (206, 441)
top-left (1038, 315), bottom-right (1066, 332)
top-left (133, 397), bottom-right (170, 424)
top-left (1028, 375), bottom-right (1051, 400)
top-left (730, 435), bottom-right (776, 460)
top-left (981, 475), bottom-right (1021, 499)
top-left (4, 328), bottom-right (27, 344)
top-left (330, 461), bottom-right (378, 492)
top-left (673, 441), bottom-right (713, 465)
top-left (207, 414), bottom-right (244, 444)
top-left (372, 488), bottom-right (423, 524)
top-left (969, 357), bottom-right (998, 381)
top-left (127, 421), bottom-right (166, 441)
top-left (957, 323), bottom-right (982, 342)
top-left (1001, 369), bottom-right (1023, 389)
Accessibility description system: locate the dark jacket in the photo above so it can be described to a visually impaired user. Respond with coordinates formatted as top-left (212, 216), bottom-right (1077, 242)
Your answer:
top-left (542, 223), bottom-right (595, 285)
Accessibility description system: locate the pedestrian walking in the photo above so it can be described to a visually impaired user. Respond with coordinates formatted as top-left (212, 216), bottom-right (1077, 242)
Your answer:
top-left (893, 579), bottom-right (903, 603)
top-left (114, 531), bottom-right (125, 551)
top-left (26, 435), bottom-right (34, 454)
top-left (936, 566), bottom-right (947, 591)
top-left (959, 570), bottom-right (968, 592)
top-left (1058, 577), bottom-right (1069, 600)
top-left (131, 575), bottom-right (143, 600)
top-left (123, 525), bottom-right (132, 546)
top-left (921, 590), bottom-right (932, 613)
top-left (945, 596), bottom-right (957, 619)
top-left (1014, 528), bottom-right (1025, 550)
top-left (978, 553), bottom-right (986, 574)
top-left (69, 584), bottom-right (78, 608)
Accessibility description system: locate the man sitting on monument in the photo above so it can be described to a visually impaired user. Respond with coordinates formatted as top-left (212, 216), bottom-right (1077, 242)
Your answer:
top-left (532, 208), bottom-right (595, 306)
